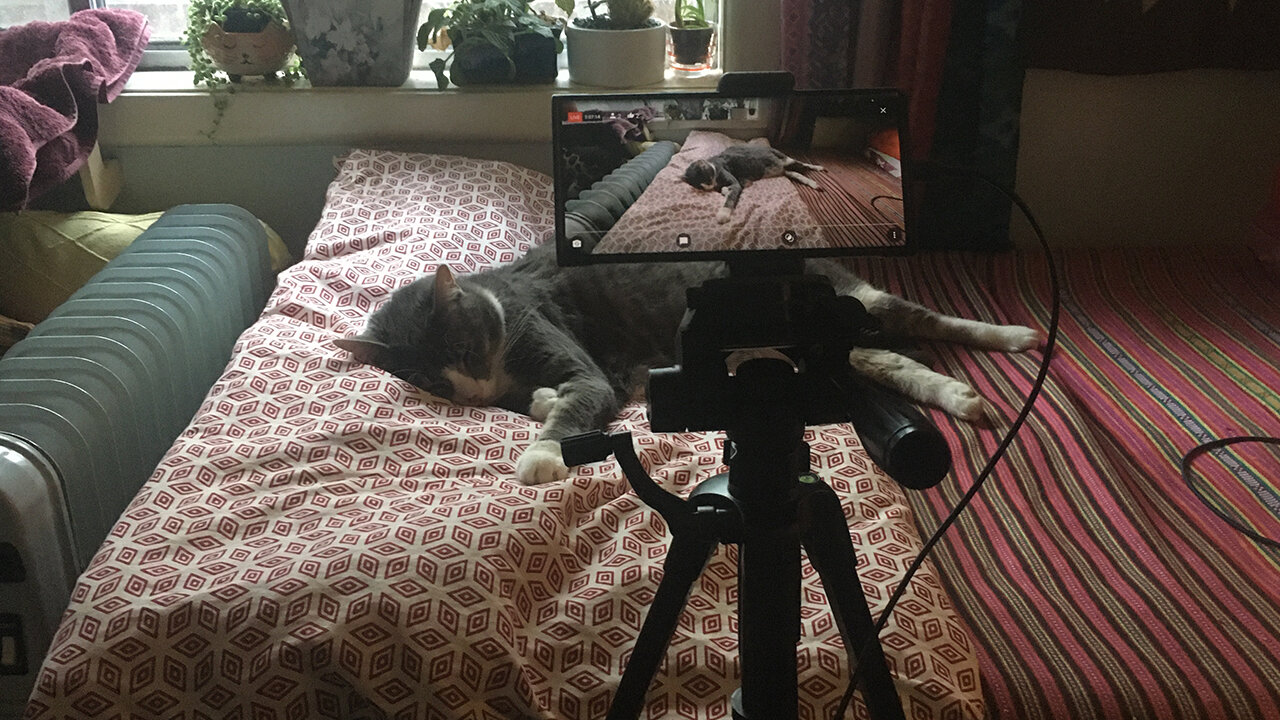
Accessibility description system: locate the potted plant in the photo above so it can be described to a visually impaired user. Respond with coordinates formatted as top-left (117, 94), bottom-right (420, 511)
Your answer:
top-left (564, 0), bottom-right (666, 87)
top-left (184, 0), bottom-right (299, 86)
top-left (282, 0), bottom-right (423, 86)
top-left (418, 0), bottom-right (562, 89)
top-left (704, 98), bottom-right (729, 120)
top-left (668, 0), bottom-right (713, 73)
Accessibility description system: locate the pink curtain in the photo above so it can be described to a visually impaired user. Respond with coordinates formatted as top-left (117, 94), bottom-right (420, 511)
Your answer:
top-left (896, 0), bottom-right (951, 161)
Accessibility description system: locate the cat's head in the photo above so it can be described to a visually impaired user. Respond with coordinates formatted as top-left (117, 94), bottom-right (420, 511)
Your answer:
top-left (682, 160), bottom-right (719, 191)
top-left (335, 265), bottom-right (508, 405)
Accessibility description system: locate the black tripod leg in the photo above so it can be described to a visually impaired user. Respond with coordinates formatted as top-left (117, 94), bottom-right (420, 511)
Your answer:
top-left (607, 529), bottom-right (719, 720)
top-left (798, 481), bottom-right (906, 720)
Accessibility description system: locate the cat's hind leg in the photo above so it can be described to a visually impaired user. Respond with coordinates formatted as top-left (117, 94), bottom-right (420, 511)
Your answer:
top-left (851, 285), bottom-right (1042, 353)
top-left (848, 347), bottom-right (986, 422)
top-left (784, 170), bottom-right (821, 189)
top-left (781, 154), bottom-right (825, 173)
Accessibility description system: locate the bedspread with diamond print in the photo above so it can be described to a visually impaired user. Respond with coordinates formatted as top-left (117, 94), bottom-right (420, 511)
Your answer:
top-left (25, 149), bottom-right (981, 720)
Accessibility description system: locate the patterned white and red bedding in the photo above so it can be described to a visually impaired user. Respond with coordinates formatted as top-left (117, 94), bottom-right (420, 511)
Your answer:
top-left (26, 150), bottom-right (982, 720)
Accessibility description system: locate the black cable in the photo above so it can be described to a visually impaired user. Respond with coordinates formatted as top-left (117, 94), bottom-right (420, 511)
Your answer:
top-left (1181, 436), bottom-right (1280, 550)
top-left (831, 162), bottom-right (1062, 720)
top-left (869, 194), bottom-right (904, 225)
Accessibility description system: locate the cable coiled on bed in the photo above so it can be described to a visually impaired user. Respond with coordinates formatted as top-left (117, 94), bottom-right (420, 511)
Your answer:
top-left (832, 161), bottom-right (1062, 720)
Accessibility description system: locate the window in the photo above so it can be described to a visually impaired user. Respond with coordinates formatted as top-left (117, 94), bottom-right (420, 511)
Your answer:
top-left (103, 1), bottom-right (188, 43)
top-left (4, 1), bottom-right (709, 38)
top-left (2, 0), bottom-right (75, 27)
top-left (3, 2), bottom-right (182, 41)
top-left (5, 0), bottom-right (722, 72)
top-left (2, 1), bottom-right (190, 68)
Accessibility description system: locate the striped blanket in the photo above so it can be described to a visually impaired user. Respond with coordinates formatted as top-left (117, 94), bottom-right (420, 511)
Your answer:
top-left (845, 250), bottom-right (1280, 719)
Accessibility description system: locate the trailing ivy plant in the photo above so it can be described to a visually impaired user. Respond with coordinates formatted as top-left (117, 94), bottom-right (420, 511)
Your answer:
top-left (183, 0), bottom-right (302, 142)
top-left (183, 0), bottom-right (301, 88)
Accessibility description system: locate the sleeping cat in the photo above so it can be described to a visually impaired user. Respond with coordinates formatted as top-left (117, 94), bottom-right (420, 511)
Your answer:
top-left (682, 145), bottom-right (826, 224)
top-left (336, 243), bottom-right (1041, 485)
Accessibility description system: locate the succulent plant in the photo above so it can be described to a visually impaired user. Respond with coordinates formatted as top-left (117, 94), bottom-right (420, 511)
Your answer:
top-left (606, 0), bottom-right (655, 29)
top-left (576, 0), bottom-right (655, 30)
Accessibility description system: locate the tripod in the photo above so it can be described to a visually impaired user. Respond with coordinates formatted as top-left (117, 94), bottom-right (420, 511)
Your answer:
top-left (564, 361), bottom-right (907, 720)
top-left (563, 265), bottom-right (948, 719)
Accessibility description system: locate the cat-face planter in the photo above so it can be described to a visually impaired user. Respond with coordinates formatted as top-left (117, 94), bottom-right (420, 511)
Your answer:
top-left (566, 21), bottom-right (666, 88)
top-left (200, 21), bottom-right (294, 81)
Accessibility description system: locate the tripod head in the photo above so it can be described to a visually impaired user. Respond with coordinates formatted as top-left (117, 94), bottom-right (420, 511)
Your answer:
top-left (646, 260), bottom-right (951, 491)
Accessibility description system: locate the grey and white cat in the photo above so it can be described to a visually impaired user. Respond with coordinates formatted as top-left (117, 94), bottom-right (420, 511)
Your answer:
top-left (682, 146), bottom-right (826, 223)
top-left (336, 244), bottom-right (1041, 485)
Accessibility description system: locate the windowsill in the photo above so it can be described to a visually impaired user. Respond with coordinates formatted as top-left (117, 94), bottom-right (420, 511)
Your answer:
top-left (100, 68), bottom-right (722, 147)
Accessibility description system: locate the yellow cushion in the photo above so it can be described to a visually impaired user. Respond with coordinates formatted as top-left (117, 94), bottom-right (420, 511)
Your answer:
top-left (0, 210), bottom-right (292, 324)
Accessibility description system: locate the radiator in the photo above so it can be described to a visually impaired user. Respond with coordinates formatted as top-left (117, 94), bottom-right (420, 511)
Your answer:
top-left (0, 205), bottom-right (274, 716)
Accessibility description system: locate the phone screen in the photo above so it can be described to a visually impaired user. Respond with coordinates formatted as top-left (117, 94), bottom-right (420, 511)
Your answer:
top-left (553, 88), bottom-right (911, 266)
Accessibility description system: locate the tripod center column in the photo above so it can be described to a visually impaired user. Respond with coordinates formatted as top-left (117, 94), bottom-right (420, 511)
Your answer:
top-left (725, 361), bottom-right (808, 720)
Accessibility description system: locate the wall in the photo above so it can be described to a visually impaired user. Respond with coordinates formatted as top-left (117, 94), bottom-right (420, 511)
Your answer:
top-left (1014, 68), bottom-right (1280, 250)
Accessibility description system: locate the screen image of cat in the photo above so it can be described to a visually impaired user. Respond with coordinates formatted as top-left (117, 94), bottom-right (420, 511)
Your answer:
top-left (555, 93), bottom-right (906, 259)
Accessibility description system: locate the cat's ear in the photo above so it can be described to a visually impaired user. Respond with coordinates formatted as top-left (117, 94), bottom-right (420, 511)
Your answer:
top-left (334, 334), bottom-right (389, 365)
top-left (433, 264), bottom-right (461, 305)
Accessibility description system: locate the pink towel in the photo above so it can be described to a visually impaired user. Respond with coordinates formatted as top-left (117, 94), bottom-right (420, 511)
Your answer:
top-left (0, 9), bottom-right (150, 211)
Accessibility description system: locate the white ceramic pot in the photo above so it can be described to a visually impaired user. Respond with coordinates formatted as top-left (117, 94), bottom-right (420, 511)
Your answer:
top-left (566, 22), bottom-right (667, 88)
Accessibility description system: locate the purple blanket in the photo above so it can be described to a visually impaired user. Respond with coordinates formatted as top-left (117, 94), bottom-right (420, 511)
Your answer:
top-left (0, 9), bottom-right (149, 211)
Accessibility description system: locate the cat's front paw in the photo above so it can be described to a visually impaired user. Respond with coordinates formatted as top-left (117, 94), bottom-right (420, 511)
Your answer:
top-left (716, 207), bottom-right (732, 223)
top-left (516, 440), bottom-right (569, 485)
top-left (529, 387), bottom-right (559, 422)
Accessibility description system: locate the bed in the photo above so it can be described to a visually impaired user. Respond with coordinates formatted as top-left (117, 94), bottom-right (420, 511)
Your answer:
top-left (853, 250), bottom-right (1280, 719)
top-left (20, 148), bottom-right (1280, 720)
top-left (22, 150), bottom-right (981, 720)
